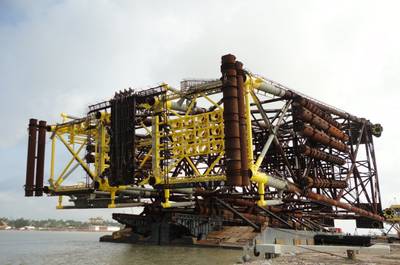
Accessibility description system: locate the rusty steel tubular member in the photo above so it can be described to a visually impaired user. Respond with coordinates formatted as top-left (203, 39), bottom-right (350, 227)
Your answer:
top-left (295, 123), bottom-right (348, 153)
top-left (286, 183), bottom-right (384, 222)
top-left (221, 54), bottom-right (242, 186)
top-left (293, 105), bottom-right (349, 142)
top-left (296, 97), bottom-right (341, 129)
top-left (236, 61), bottom-right (249, 186)
top-left (25, 118), bottom-right (38, 197)
top-left (301, 177), bottom-right (348, 189)
top-left (298, 144), bottom-right (346, 165)
top-left (35, 120), bottom-right (47, 196)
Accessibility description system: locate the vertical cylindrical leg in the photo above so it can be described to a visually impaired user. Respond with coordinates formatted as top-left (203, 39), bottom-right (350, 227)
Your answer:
top-left (35, 120), bottom-right (47, 196)
top-left (25, 119), bottom-right (37, 196)
top-left (221, 54), bottom-right (242, 186)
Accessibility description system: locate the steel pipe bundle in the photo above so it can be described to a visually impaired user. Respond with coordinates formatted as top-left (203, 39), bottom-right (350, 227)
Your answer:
top-left (298, 144), bottom-right (346, 165)
top-left (25, 119), bottom-right (47, 197)
top-left (221, 54), bottom-right (242, 186)
top-left (284, 182), bottom-right (384, 222)
top-left (296, 123), bottom-right (348, 153)
top-left (256, 171), bottom-right (384, 222)
top-left (296, 97), bottom-right (341, 129)
top-left (301, 177), bottom-right (348, 189)
top-left (256, 76), bottom-right (379, 130)
top-left (293, 105), bottom-right (349, 142)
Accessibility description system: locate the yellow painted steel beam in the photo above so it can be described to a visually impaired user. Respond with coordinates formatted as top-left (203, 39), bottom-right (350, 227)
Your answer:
top-left (108, 189), bottom-right (117, 208)
top-left (152, 115), bottom-right (161, 184)
top-left (202, 94), bottom-right (222, 110)
top-left (56, 195), bottom-right (63, 209)
top-left (184, 96), bottom-right (197, 116)
top-left (167, 107), bottom-right (183, 118)
top-left (138, 148), bottom-right (152, 169)
top-left (161, 158), bottom-right (183, 179)
top-left (159, 175), bottom-right (226, 185)
top-left (54, 142), bottom-right (86, 187)
top-left (96, 120), bottom-right (107, 179)
top-left (244, 81), bottom-right (254, 163)
top-left (245, 77), bottom-right (268, 206)
top-left (140, 122), bottom-right (152, 134)
top-left (57, 133), bottom-right (95, 179)
top-left (49, 135), bottom-right (56, 187)
top-left (185, 157), bottom-right (201, 176)
top-left (161, 189), bottom-right (171, 208)
top-left (203, 152), bottom-right (224, 176)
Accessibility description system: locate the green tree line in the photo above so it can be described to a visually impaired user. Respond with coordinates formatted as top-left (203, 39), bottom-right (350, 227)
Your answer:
top-left (0, 217), bottom-right (120, 229)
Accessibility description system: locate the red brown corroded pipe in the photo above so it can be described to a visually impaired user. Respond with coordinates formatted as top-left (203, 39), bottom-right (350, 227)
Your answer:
top-left (298, 144), bottom-right (346, 165)
top-left (286, 183), bottom-right (384, 222)
top-left (221, 54), bottom-right (242, 186)
top-left (302, 177), bottom-right (348, 189)
top-left (294, 105), bottom-right (349, 142)
top-left (25, 119), bottom-right (38, 197)
top-left (236, 61), bottom-right (249, 186)
top-left (35, 120), bottom-right (47, 196)
top-left (296, 97), bottom-right (341, 129)
top-left (296, 123), bottom-right (348, 153)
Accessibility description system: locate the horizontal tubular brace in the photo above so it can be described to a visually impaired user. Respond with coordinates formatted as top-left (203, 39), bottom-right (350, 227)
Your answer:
top-left (295, 123), bottom-right (348, 153)
top-left (298, 144), bottom-right (346, 165)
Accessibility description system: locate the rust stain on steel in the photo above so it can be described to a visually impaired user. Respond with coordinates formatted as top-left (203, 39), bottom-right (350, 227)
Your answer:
top-left (293, 105), bottom-right (349, 142)
top-left (296, 123), bottom-right (348, 153)
top-left (298, 144), bottom-right (346, 165)
top-left (221, 54), bottom-right (242, 186)
top-left (301, 177), bottom-right (348, 189)
top-left (287, 183), bottom-right (385, 222)
top-left (296, 97), bottom-right (341, 129)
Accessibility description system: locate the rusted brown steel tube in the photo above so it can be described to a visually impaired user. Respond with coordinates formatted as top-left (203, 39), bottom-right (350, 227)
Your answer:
top-left (298, 144), bottom-right (346, 165)
top-left (25, 118), bottom-right (37, 197)
top-left (225, 198), bottom-right (282, 212)
top-left (296, 97), bottom-right (342, 129)
top-left (286, 183), bottom-right (384, 222)
top-left (294, 106), bottom-right (349, 142)
top-left (258, 77), bottom-right (374, 127)
top-left (221, 54), bottom-right (242, 186)
top-left (314, 100), bottom-right (369, 125)
top-left (35, 120), bottom-right (47, 196)
top-left (296, 123), bottom-right (348, 153)
top-left (236, 61), bottom-right (249, 186)
top-left (302, 177), bottom-right (348, 189)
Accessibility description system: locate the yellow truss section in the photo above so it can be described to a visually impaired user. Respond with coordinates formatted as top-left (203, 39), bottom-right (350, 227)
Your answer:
top-left (47, 113), bottom-right (127, 208)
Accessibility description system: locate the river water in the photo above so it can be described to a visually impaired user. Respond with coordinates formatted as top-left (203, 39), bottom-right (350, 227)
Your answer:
top-left (0, 231), bottom-right (242, 265)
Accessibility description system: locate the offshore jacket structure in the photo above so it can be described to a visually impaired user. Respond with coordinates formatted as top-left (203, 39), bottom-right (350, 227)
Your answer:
top-left (24, 54), bottom-right (393, 244)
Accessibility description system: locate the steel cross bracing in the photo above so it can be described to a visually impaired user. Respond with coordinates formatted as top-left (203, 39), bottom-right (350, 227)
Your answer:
top-left (24, 54), bottom-right (386, 234)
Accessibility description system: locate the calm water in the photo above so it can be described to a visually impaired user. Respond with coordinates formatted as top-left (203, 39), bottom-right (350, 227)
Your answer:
top-left (0, 231), bottom-right (242, 265)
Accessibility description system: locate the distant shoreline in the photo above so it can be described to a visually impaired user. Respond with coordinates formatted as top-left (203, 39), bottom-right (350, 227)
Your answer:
top-left (0, 228), bottom-right (118, 232)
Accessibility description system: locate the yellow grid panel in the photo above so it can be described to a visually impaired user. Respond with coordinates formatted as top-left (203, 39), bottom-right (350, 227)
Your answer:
top-left (167, 110), bottom-right (224, 158)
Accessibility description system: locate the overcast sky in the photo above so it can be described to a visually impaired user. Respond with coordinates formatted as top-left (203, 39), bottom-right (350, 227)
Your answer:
top-left (0, 0), bottom-right (399, 223)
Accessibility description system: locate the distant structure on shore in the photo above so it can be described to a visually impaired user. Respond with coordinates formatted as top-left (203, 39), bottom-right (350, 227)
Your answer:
top-left (0, 220), bottom-right (11, 230)
top-left (0, 217), bottom-right (120, 232)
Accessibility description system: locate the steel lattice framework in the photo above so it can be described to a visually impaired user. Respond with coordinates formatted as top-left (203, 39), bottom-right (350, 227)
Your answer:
top-left (24, 54), bottom-right (386, 237)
